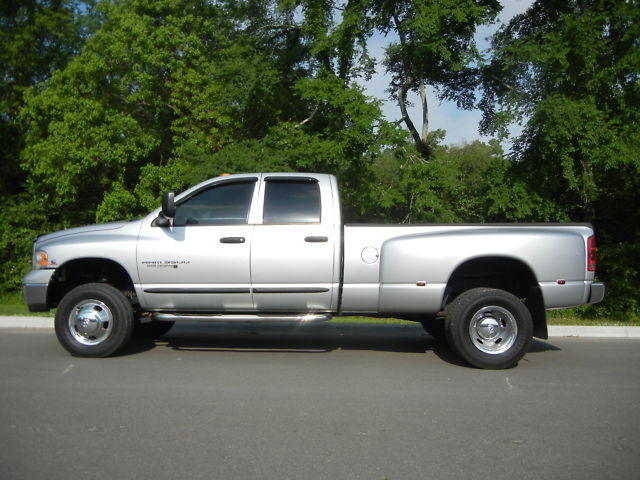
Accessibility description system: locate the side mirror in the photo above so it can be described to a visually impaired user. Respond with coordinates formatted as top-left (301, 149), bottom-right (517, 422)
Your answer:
top-left (162, 191), bottom-right (176, 218)
top-left (153, 191), bottom-right (176, 227)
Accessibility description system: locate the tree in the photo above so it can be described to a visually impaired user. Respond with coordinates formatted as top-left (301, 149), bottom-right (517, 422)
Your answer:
top-left (18, 0), bottom-right (403, 226)
top-left (19, 0), bottom-right (288, 225)
top-left (367, 137), bottom-right (551, 224)
top-left (265, 1), bottom-right (502, 160)
top-left (480, 0), bottom-right (640, 316)
top-left (0, 1), bottom-right (95, 291)
top-left (372, 0), bottom-right (501, 159)
top-left (0, 0), bottom-right (88, 196)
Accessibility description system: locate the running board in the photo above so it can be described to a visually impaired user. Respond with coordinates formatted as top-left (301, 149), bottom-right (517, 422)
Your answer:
top-left (152, 313), bottom-right (332, 324)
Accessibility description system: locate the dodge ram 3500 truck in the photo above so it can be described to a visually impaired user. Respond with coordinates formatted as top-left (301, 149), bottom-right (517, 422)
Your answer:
top-left (23, 173), bottom-right (605, 368)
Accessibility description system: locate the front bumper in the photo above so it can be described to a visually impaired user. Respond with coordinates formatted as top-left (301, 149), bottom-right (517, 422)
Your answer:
top-left (22, 269), bottom-right (55, 312)
top-left (588, 282), bottom-right (605, 304)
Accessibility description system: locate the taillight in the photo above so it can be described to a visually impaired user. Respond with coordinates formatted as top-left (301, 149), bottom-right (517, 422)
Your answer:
top-left (587, 235), bottom-right (597, 272)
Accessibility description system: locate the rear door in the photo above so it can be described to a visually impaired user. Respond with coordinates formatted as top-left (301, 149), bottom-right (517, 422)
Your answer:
top-left (250, 175), bottom-right (339, 312)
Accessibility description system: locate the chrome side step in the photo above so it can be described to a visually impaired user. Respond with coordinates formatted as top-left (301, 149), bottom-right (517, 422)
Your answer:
top-left (152, 312), bottom-right (332, 324)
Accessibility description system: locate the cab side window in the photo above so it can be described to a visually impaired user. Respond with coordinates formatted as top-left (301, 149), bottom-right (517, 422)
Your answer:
top-left (174, 181), bottom-right (255, 226)
top-left (263, 179), bottom-right (321, 224)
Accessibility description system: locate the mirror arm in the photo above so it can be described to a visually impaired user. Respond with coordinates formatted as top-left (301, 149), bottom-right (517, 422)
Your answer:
top-left (152, 212), bottom-right (172, 228)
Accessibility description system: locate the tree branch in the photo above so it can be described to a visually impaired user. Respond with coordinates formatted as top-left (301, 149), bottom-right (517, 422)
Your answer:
top-left (398, 80), bottom-right (430, 159)
top-left (392, 10), bottom-right (430, 160)
top-left (296, 105), bottom-right (319, 127)
top-left (419, 80), bottom-right (428, 141)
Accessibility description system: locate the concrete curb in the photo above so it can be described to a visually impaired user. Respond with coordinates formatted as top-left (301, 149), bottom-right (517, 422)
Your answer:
top-left (1, 316), bottom-right (54, 329)
top-left (2, 316), bottom-right (640, 338)
top-left (547, 325), bottom-right (640, 338)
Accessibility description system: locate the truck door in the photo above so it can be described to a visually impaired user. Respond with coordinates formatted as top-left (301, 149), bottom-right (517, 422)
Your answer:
top-left (136, 177), bottom-right (258, 311)
top-left (250, 176), bottom-right (340, 312)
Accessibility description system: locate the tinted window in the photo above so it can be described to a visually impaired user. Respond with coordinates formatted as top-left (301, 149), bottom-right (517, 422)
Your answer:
top-left (174, 181), bottom-right (255, 226)
top-left (263, 180), bottom-right (321, 223)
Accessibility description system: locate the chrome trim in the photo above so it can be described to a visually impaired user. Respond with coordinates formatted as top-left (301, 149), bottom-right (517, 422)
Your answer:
top-left (153, 313), bottom-right (331, 324)
top-left (252, 288), bottom-right (330, 294)
top-left (144, 288), bottom-right (250, 294)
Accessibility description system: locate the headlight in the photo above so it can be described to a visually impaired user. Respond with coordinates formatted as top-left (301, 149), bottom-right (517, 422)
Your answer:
top-left (34, 250), bottom-right (49, 269)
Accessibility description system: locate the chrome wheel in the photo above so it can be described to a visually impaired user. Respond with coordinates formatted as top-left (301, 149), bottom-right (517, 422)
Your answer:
top-left (56, 283), bottom-right (134, 357)
top-left (468, 305), bottom-right (517, 355)
top-left (68, 299), bottom-right (113, 346)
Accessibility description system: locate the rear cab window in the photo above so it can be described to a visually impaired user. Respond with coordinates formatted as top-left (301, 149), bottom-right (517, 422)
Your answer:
top-left (263, 178), bottom-right (321, 224)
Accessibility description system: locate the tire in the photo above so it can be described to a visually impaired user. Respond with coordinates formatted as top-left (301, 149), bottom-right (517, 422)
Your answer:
top-left (420, 317), bottom-right (446, 341)
top-left (133, 319), bottom-right (175, 339)
top-left (444, 288), bottom-right (533, 369)
top-left (55, 283), bottom-right (134, 357)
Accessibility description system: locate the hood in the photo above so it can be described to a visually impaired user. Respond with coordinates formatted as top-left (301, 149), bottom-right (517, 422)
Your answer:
top-left (36, 221), bottom-right (130, 245)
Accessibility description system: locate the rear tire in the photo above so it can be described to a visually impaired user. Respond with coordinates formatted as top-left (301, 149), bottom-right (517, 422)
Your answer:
top-left (445, 288), bottom-right (533, 369)
top-left (55, 283), bottom-right (134, 357)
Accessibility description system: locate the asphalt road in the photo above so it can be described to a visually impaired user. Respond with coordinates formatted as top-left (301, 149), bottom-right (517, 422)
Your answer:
top-left (1, 323), bottom-right (639, 480)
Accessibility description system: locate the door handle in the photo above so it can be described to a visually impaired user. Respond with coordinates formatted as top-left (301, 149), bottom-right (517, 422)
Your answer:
top-left (304, 236), bottom-right (328, 243)
top-left (220, 237), bottom-right (245, 244)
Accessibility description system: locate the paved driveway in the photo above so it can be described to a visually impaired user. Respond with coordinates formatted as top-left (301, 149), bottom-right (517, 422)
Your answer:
top-left (1, 323), bottom-right (639, 480)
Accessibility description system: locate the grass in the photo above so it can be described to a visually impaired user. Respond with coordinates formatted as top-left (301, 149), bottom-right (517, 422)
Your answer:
top-left (546, 308), bottom-right (640, 326)
top-left (2, 291), bottom-right (638, 326)
top-left (0, 292), bottom-right (53, 317)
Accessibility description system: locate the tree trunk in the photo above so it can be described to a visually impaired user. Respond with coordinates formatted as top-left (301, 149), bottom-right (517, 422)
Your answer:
top-left (398, 80), bottom-right (431, 160)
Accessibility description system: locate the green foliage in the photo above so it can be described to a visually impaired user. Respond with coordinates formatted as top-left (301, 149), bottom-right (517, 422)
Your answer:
top-left (0, 194), bottom-right (51, 291)
top-left (371, 0), bottom-right (501, 158)
top-left (364, 138), bottom-right (558, 224)
top-left (183, 71), bottom-right (406, 219)
top-left (595, 243), bottom-right (640, 318)
top-left (0, 1), bottom-right (94, 291)
top-left (13, 0), bottom-right (407, 234)
top-left (480, 0), bottom-right (640, 317)
top-left (19, 0), bottom-right (284, 226)
top-left (1, 0), bottom-right (638, 323)
top-left (0, 0), bottom-right (88, 194)
top-left (375, 0), bottom-right (501, 108)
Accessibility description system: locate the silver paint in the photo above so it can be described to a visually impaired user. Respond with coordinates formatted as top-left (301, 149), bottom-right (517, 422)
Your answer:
top-left (23, 173), bottom-right (603, 319)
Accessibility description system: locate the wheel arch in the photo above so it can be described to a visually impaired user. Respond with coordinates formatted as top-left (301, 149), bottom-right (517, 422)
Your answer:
top-left (445, 256), bottom-right (547, 339)
top-left (48, 258), bottom-right (135, 309)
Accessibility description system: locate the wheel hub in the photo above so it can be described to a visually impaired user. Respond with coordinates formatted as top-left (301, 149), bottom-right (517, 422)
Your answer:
top-left (469, 306), bottom-right (518, 355)
top-left (477, 317), bottom-right (500, 340)
top-left (69, 300), bottom-right (112, 346)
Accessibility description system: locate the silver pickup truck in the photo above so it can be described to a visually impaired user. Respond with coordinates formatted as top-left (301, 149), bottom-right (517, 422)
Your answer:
top-left (23, 172), bottom-right (604, 368)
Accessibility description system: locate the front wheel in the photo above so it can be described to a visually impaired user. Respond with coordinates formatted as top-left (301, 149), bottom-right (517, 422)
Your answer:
top-left (445, 288), bottom-right (533, 369)
top-left (55, 283), bottom-right (134, 357)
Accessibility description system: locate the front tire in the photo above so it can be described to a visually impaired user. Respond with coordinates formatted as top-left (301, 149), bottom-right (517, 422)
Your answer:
top-left (55, 283), bottom-right (134, 357)
top-left (445, 288), bottom-right (533, 369)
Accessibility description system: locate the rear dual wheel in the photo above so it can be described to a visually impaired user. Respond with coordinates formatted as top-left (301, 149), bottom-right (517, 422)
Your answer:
top-left (445, 288), bottom-right (533, 369)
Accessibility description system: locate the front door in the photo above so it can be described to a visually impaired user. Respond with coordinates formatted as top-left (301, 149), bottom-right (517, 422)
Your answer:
top-left (137, 177), bottom-right (258, 311)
